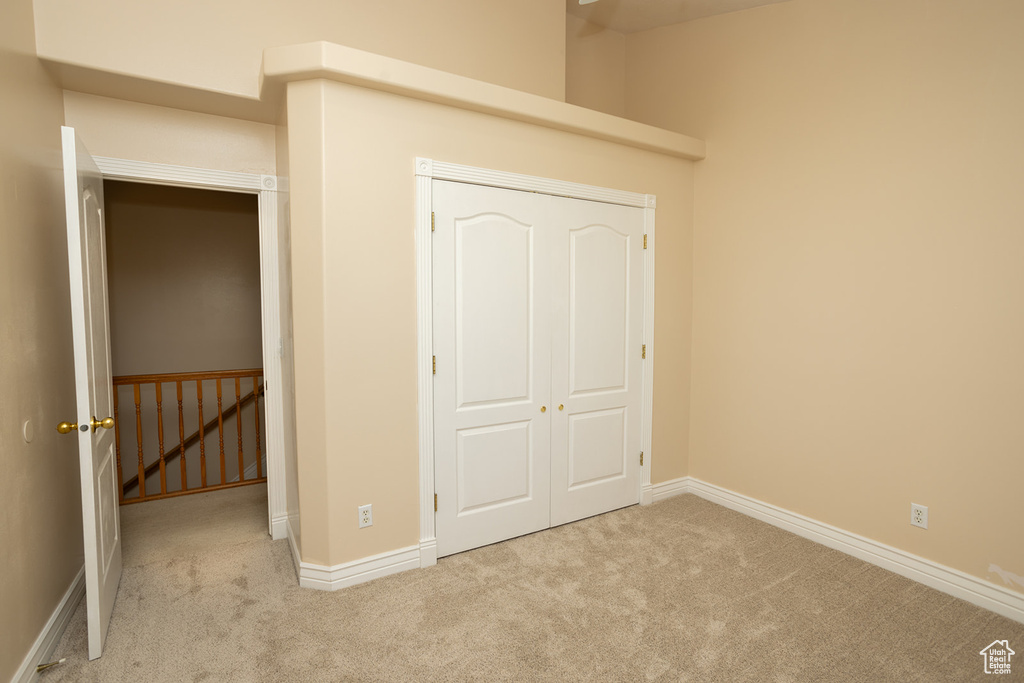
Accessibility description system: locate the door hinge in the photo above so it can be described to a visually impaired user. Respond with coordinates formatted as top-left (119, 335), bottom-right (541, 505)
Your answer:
top-left (640, 451), bottom-right (644, 466)
top-left (432, 355), bottom-right (436, 374)
top-left (434, 493), bottom-right (438, 512)
top-left (431, 211), bottom-right (435, 232)
top-left (642, 344), bottom-right (646, 359)
top-left (643, 234), bottom-right (648, 249)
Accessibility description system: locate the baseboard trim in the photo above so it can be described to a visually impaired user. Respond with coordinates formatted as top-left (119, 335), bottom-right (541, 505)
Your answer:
top-left (651, 477), bottom-right (690, 503)
top-left (13, 566), bottom-right (85, 683)
top-left (667, 477), bottom-right (1024, 624)
top-left (419, 537), bottom-right (438, 568)
top-left (286, 517), bottom-right (302, 581)
top-left (640, 484), bottom-right (654, 506)
top-left (298, 545), bottom-right (421, 591)
top-left (270, 514), bottom-right (288, 541)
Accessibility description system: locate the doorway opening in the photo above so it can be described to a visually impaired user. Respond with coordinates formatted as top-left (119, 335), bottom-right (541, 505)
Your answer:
top-left (103, 180), bottom-right (269, 535)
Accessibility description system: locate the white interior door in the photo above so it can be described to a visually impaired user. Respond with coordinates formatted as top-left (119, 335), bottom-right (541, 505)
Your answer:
top-left (549, 198), bottom-right (644, 526)
top-left (432, 180), bottom-right (552, 557)
top-left (62, 126), bottom-right (122, 660)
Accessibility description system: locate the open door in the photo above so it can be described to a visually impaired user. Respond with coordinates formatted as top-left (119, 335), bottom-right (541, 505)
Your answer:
top-left (61, 126), bottom-right (122, 660)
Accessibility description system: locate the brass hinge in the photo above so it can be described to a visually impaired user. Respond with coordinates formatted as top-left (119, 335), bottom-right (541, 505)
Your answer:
top-left (640, 451), bottom-right (644, 466)
top-left (643, 234), bottom-right (648, 249)
top-left (434, 493), bottom-right (438, 512)
top-left (431, 211), bottom-right (435, 232)
top-left (642, 344), bottom-right (646, 359)
top-left (432, 355), bottom-right (436, 374)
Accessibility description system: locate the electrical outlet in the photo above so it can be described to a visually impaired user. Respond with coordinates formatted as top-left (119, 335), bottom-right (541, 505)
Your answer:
top-left (358, 504), bottom-right (373, 528)
top-left (911, 503), bottom-right (928, 529)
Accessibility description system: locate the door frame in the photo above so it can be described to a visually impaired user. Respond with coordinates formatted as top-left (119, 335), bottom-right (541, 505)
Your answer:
top-left (414, 158), bottom-right (656, 567)
top-left (93, 156), bottom-right (288, 540)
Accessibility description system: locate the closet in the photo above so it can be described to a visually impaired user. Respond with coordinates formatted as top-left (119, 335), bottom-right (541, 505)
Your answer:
top-left (432, 180), bottom-right (645, 557)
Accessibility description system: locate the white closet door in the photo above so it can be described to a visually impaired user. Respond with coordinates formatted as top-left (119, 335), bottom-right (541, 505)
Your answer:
top-left (432, 180), bottom-right (552, 557)
top-left (549, 197), bottom-right (644, 526)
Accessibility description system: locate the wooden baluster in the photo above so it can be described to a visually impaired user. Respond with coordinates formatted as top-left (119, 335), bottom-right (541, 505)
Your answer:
top-left (177, 380), bottom-right (187, 491)
top-left (134, 383), bottom-right (145, 499)
top-left (197, 380), bottom-right (207, 488)
top-left (156, 383), bottom-right (167, 495)
top-left (236, 377), bottom-right (245, 482)
top-left (216, 379), bottom-right (225, 486)
top-left (114, 385), bottom-right (123, 503)
top-left (254, 375), bottom-right (262, 479)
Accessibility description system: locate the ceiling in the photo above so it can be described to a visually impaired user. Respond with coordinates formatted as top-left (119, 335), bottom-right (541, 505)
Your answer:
top-left (565, 0), bottom-right (792, 34)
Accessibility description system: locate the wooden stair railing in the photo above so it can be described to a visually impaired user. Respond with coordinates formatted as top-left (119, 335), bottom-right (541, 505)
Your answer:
top-left (112, 368), bottom-right (265, 504)
top-left (120, 383), bottom-right (264, 496)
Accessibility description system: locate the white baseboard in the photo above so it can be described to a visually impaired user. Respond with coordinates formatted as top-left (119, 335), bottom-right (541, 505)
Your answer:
top-left (653, 476), bottom-right (1024, 624)
top-left (270, 514), bottom-right (288, 541)
top-left (640, 484), bottom-right (654, 506)
top-left (14, 566), bottom-right (85, 683)
top-left (297, 544), bottom-right (421, 591)
top-left (419, 538), bottom-right (438, 568)
top-left (651, 477), bottom-right (690, 503)
top-left (286, 517), bottom-right (302, 581)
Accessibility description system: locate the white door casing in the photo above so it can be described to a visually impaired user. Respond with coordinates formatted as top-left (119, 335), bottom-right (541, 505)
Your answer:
top-left (62, 126), bottom-right (123, 660)
top-left (90, 156), bottom-right (288, 541)
top-left (430, 175), bottom-right (648, 557)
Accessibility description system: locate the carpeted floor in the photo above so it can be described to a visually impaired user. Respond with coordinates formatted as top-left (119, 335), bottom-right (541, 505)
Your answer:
top-left (43, 485), bottom-right (1023, 682)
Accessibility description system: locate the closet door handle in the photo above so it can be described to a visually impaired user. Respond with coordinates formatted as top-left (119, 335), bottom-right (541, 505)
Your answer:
top-left (540, 406), bottom-right (547, 413)
top-left (558, 404), bottom-right (564, 411)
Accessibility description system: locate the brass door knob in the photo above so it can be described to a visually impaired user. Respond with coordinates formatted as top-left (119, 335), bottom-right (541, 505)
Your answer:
top-left (558, 404), bottom-right (564, 411)
top-left (540, 406), bottom-right (547, 413)
top-left (56, 421), bottom-right (79, 435)
top-left (90, 416), bottom-right (115, 431)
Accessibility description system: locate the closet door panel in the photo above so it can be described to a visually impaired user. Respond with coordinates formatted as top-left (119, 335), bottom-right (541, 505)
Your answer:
top-left (567, 407), bottom-right (626, 488)
top-left (456, 215), bottom-right (531, 407)
top-left (550, 196), bottom-right (644, 526)
top-left (569, 225), bottom-right (629, 396)
top-left (432, 180), bottom-right (551, 558)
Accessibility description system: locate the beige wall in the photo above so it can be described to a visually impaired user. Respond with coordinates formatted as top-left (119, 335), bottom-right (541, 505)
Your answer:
top-left (104, 181), bottom-right (263, 376)
top-left (626, 0), bottom-right (1024, 592)
top-left (64, 92), bottom-right (277, 175)
top-left (0, 0), bottom-right (82, 679)
top-left (288, 79), bottom-right (693, 567)
top-left (35, 0), bottom-right (567, 102)
top-left (565, 14), bottom-right (626, 118)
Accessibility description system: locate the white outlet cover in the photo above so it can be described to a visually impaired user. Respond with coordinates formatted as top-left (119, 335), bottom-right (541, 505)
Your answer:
top-left (358, 504), bottom-right (373, 528)
top-left (911, 503), bottom-right (928, 529)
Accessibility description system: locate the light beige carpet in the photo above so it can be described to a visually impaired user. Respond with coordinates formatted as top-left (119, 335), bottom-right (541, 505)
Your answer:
top-left (44, 486), bottom-right (1023, 682)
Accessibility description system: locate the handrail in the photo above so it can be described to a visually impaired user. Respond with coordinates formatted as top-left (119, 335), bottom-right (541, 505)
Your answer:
top-left (112, 368), bottom-right (266, 504)
top-left (113, 368), bottom-right (264, 385)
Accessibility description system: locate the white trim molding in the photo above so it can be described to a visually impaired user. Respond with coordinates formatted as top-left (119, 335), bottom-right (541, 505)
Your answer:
top-left (651, 477), bottom-right (690, 504)
top-left (286, 517), bottom-right (302, 580)
top-left (91, 155), bottom-right (288, 541)
top-left (650, 477), bottom-right (1024, 624)
top-left (415, 157), bottom-right (657, 559)
top-left (415, 165), bottom-right (436, 564)
top-left (296, 545), bottom-right (422, 591)
top-left (14, 567), bottom-right (85, 683)
top-left (638, 197), bottom-right (655, 506)
top-left (94, 156), bottom-right (265, 191)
